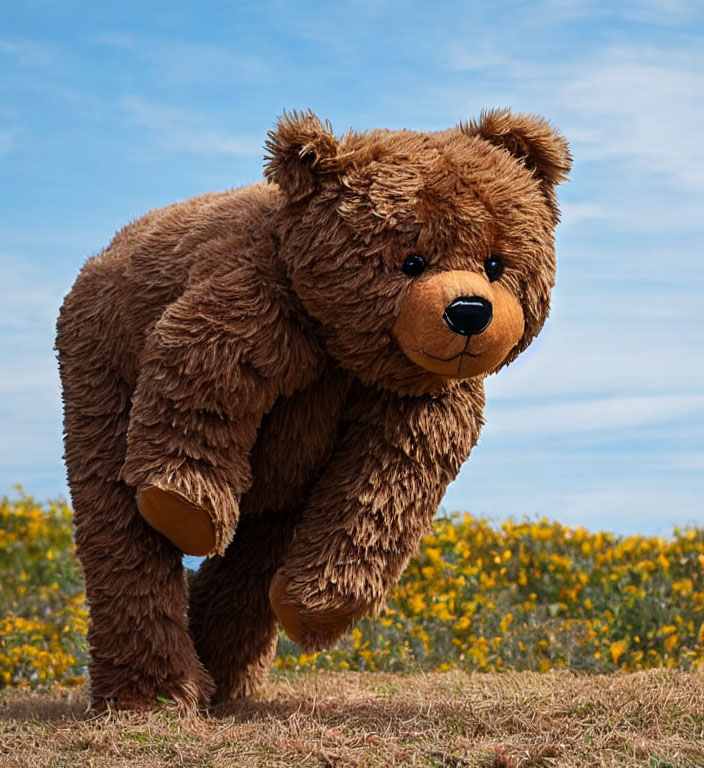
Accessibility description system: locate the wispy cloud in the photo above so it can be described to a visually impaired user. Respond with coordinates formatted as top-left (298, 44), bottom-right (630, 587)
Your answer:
top-left (480, 229), bottom-right (704, 399)
top-left (0, 38), bottom-right (58, 68)
top-left (0, 254), bottom-right (65, 397)
top-left (452, 488), bottom-right (704, 536)
top-left (489, 393), bottom-right (704, 436)
top-left (142, 42), bottom-right (269, 86)
top-left (0, 255), bottom-right (64, 332)
top-left (121, 96), bottom-right (263, 157)
top-left (0, 252), bottom-right (66, 496)
top-left (441, 37), bottom-right (704, 190)
top-left (93, 32), bottom-right (137, 50)
top-left (565, 46), bottom-right (704, 188)
top-left (445, 40), bottom-right (515, 73)
top-left (94, 35), bottom-right (269, 86)
top-left (559, 202), bottom-right (610, 227)
top-left (0, 131), bottom-right (15, 154)
top-left (624, 0), bottom-right (704, 23)
top-left (675, 452), bottom-right (704, 471)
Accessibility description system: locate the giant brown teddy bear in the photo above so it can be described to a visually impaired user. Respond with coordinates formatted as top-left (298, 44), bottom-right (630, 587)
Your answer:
top-left (56, 109), bottom-right (570, 710)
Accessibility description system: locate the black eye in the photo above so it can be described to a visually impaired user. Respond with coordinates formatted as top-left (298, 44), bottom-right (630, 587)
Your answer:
top-left (402, 254), bottom-right (426, 277)
top-left (485, 255), bottom-right (504, 282)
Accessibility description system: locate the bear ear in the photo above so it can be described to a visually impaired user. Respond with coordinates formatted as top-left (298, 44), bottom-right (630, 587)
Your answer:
top-left (264, 110), bottom-right (341, 202)
top-left (461, 109), bottom-right (571, 212)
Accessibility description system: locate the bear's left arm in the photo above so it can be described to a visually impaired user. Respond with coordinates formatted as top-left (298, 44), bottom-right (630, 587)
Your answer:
top-left (270, 380), bottom-right (485, 650)
top-left (122, 260), bottom-right (322, 557)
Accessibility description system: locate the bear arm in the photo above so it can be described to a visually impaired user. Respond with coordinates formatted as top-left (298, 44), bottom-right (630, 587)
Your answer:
top-left (123, 276), bottom-right (316, 556)
top-left (270, 381), bottom-right (484, 649)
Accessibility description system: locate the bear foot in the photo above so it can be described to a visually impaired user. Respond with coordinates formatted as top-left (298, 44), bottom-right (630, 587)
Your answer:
top-left (92, 680), bottom-right (213, 712)
top-left (89, 663), bottom-right (215, 712)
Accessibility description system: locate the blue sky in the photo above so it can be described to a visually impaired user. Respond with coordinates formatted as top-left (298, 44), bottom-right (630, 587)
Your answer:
top-left (1, 0), bottom-right (703, 536)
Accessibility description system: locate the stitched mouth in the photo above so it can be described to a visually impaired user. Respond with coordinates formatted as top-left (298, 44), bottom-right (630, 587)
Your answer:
top-left (419, 338), bottom-right (480, 375)
top-left (419, 337), bottom-right (480, 362)
top-left (419, 349), bottom-right (480, 362)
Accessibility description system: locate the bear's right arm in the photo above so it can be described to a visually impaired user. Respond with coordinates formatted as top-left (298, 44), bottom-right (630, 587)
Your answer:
top-left (122, 269), bottom-right (321, 556)
top-left (268, 380), bottom-right (485, 649)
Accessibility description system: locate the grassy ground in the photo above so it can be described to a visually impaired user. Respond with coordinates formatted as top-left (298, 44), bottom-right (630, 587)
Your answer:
top-left (1, 671), bottom-right (703, 767)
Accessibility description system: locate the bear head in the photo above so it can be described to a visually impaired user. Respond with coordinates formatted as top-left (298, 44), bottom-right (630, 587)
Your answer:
top-left (265, 109), bottom-right (571, 395)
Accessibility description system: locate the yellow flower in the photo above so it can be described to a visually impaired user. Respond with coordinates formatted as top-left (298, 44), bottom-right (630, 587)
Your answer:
top-left (609, 641), bottom-right (627, 665)
top-left (455, 615), bottom-right (471, 631)
top-left (673, 578), bottom-right (694, 596)
top-left (499, 613), bottom-right (514, 634)
top-left (409, 594), bottom-right (426, 614)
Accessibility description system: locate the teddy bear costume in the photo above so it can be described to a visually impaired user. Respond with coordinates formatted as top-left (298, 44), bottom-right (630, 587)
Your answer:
top-left (56, 109), bottom-right (571, 709)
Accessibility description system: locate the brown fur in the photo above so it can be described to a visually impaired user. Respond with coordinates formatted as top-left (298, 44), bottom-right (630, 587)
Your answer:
top-left (55, 109), bottom-right (570, 709)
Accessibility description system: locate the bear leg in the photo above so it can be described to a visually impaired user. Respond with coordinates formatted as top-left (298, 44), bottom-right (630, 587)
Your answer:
top-left (58, 348), bottom-right (214, 710)
top-left (72, 477), bottom-right (215, 709)
top-left (188, 511), bottom-right (296, 704)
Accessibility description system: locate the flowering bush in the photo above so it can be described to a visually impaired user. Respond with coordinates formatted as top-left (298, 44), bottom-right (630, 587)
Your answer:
top-left (2, 490), bottom-right (703, 687)
top-left (277, 515), bottom-right (704, 674)
top-left (0, 490), bottom-right (87, 686)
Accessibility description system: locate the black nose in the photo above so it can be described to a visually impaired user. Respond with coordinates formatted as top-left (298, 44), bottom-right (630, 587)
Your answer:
top-left (443, 296), bottom-right (493, 336)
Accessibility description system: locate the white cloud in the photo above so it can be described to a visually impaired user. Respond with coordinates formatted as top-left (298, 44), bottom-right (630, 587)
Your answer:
top-left (93, 33), bottom-right (137, 50)
top-left (559, 202), bottom-right (610, 227)
top-left (441, 37), bottom-right (704, 191)
top-left (0, 256), bottom-right (65, 411)
top-left (446, 40), bottom-right (517, 73)
top-left (536, 0), bottom-right (702, 25)
top-left (0, 131), bottom-right (15, 154)
top-left (564, 46), bottom-right (704, 188)
top-left (0, 39), bottom-right (57, 69)
top-left (624, 0), bottom-right (703, 23)
top-left (0, 363), bottom-right (61, 401)
top-left (0, 255), bottom-right (65, 500)
top-left (488, 393), bottom-right (704, 436)
top-left (675, 453), bottom-right (704, 471)
top-left (484, 304), bottom-right (704, 405)
top-left (93, 36), bottom-right (269, 86)
top-left (121, 96), bottom-right (262, 157)
top-left (0, 255), bottom-right (65, 329)
top-left (143, 42), bottom-right (268, 86)
top-left (568, 194), bottom-right (704, 236)
top-left (447, 488), bottom-right (704, 537)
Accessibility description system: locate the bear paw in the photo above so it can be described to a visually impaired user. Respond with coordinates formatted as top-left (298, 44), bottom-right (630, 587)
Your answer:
top-left (137, 485), bottom-right (217, 556)
top-left (269, 570), bottom-right (365, 651)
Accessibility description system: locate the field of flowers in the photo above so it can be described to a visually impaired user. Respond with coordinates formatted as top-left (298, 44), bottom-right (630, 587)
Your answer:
top-left (0, 490), bottom-right (86, 687)
top-left (2, 489), bottom-right (704, 687)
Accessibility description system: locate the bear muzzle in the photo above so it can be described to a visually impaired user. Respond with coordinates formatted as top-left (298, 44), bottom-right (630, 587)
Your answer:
top-left (393, 269), bottom-right (525, 379)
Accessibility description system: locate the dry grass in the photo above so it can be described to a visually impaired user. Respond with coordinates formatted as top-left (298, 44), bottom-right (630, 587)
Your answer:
top-left (1, 670), bottom-right (703, 767)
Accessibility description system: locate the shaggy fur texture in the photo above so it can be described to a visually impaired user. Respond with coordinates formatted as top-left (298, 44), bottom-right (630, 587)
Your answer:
top-left (56, 109), bottom-right (570, 709)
